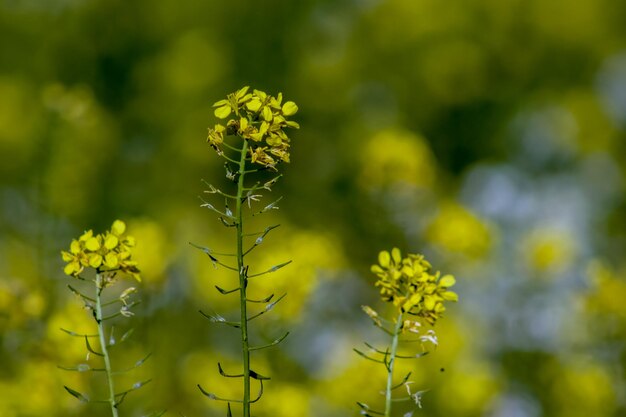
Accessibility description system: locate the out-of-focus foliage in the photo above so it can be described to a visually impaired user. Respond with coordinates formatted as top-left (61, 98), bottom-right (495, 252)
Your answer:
top-left (1, 0), bottom-right (625, 416)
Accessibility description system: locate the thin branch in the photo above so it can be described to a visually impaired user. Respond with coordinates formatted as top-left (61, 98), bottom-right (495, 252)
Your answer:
top-left (353, 348), bottom-right (385, 364)
top-left (199, 310), bottom-right (241, 328)
top-left (252, 196), bottom-right (283, 216)
top-left (249, 332), bottom-right (289, 351)
top-left (215, 285), bottom-right (241, 295)
top-left (247, 293), bottom-right (286, 322)
top-left (247, 260), bottom-right (292, 278)
top-left (243, 224), bottom-right (280, 256)
top-left (60, 328), bottom-right (98, 338)
top-left (247, 293), bottom-right (274, 303)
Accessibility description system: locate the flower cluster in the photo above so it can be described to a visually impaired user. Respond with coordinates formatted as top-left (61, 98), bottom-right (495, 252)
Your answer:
top-left (207, 86), bottom-right (299, 169)
top-left (61, 220), bottom-right (141, 282)
top-left (371, 248), bottom-right (457, 325)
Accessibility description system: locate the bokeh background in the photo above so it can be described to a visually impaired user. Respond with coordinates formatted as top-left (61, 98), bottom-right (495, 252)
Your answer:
top-left (1, 0), bottom-right (626, 416)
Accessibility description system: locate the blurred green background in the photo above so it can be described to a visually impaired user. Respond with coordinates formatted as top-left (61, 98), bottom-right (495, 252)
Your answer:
top-left (1, 0), bottom-right (626, 416)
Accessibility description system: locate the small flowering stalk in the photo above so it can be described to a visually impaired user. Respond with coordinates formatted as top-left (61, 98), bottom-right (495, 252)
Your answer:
top-left (356, 248), bottom-right (458, 417)
top-left (59, 220), bottom-right (152, 417)
top-left (193, 86), bottom-right (298, 417)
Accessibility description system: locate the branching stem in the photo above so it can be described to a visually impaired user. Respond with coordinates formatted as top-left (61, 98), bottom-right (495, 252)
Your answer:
top-left (385, 310), bottom-right (404, 417)
top-left (236, 139), bottom-right (252, 417)
top-left (95, 273), bottom-right (119, 417)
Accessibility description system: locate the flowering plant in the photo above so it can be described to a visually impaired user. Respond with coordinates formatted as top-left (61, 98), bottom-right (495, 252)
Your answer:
top-left (357, 248), bottom-right (458, 417)
top-left (194, 87), bottom-right (298, 417)
top-left (59, 220), bottom-right (155, 417)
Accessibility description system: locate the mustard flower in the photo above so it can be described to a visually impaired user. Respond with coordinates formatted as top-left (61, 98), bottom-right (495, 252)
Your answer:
top-left (208, 87), bottom-right (299, 169)
top-left (371, 248), bottom-right (458, 325)
top-left (61, 220), bottom-right (141, 282)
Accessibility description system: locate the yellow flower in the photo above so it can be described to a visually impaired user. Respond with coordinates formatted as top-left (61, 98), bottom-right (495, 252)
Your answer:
top-left (60, 220), bottom-right (141, 282)
top-left (207, 123), bottom-right (226, 148)
top-left (208, 87), bottom-right (299, 168)
top-left (371, 248), bottom-right (458, 325)
top-left (212, 86), bottom-right (252, 119)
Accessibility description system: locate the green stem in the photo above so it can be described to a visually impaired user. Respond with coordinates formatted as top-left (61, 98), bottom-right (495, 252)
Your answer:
top-left (385, 310), bottom-right (404, 417)
top-left (95, 273), bottom-right (119, 417)
top-left (236, 139), bottom-right (251, 417)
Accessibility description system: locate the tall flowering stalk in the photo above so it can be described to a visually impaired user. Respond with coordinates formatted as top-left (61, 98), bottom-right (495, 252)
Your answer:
top-left (59, 220), bottom-right (154, 417)
top-left (193, 86), bottom-right (299, 417)
top-left (356, 248), bottom-right (458, 417)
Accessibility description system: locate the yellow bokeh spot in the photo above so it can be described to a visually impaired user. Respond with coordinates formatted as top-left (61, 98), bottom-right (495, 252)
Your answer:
top-left (47, 300), bottom-right (97, 361)
top-left (521, 229), bottom-right (575, 274)
top-left (127, 218), bottom-right (171, 284)
top-left (359, 129), bottom-right (436, 190)
top-left (586, 260), bottom-right (626, 320)
top-left (257, 383), bottom-right (310, 417)
top-left (426, 203), bottom-right (493, 258)
top-left (552, 362), bottom-right (616, 417)
top-left (436, 364), bottom-right (499, 416)
top-left (246, 227), bottom-right (345, 319)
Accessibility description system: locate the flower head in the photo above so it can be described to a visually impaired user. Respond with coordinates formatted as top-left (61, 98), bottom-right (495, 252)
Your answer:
top-left (371, 248), bottom-right (457, 325)
top-left (61, 220), bottom-right (141, 282)
top-left (208, 87), bottom-right (299, 169)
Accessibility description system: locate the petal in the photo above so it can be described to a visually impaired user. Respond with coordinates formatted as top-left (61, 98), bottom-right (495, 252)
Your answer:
top-left (391, 248), bottom-right (402, 264)
top-left (89, 254), bottom-right (103, 268)
top-left (246, 98), bottom-right (262, 112)
top-left (423, 295), bottom-right (436, 311)
top-left (439, 274), bottom-right (456, 288)
top-left (212, 99), bottom-right (229, 107)
top-left (111, 220), bottom-right (126, 236)
top-left (235, 86), bottom-right (250, 99)
top-left (85, 237), bottom-right (100, 251)
top-left (79, 230), bottom-right (93, 241)
top-left (104, 235), bottom-right (119, 250)
top-left (105, 253), bottom-right (119, 268)
top-left (442, 291), bottom-right (459, 302)
top-left (214, 105), bottom-right (232, 119)
top-left (262, 106), bottom-right (273, 121)
top-left (378, 251), bottom-right (391, 268)
top-left (64, 263), bottom-right (76, 276)
top-left (281, 101), bottom-right (298, 116)
top-left (70, 240), bottom-right (81, 254)
top-left (124, 236), bottom-right (136, 247)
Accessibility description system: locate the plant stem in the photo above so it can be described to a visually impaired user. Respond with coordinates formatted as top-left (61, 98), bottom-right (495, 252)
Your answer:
top-left (236, 139), bottom-right (251, 417)
top-left (95, 273), bottom-right (119, 417)
top-left (385, 310), bottom-right (404, 417)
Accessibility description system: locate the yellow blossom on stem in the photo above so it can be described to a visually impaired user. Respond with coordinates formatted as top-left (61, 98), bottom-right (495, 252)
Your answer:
top-left (371, 248), bottom-right (458, 325)
top-left (207, 87), bottom-right (299, 169)
top-left (60, 220), bottom-right (141, 282)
